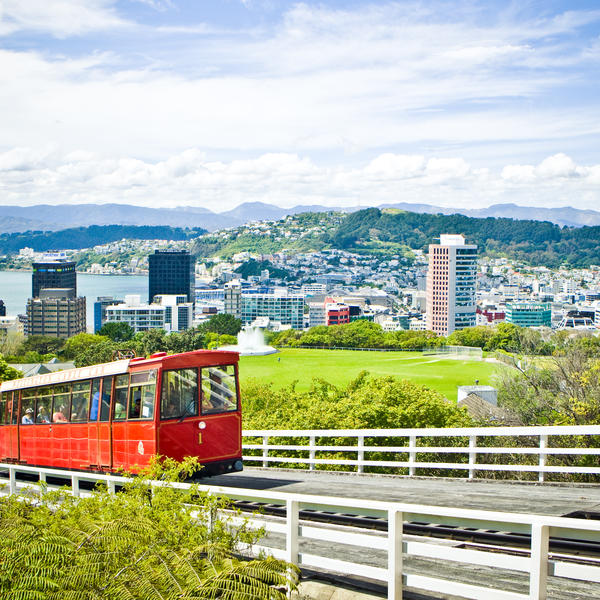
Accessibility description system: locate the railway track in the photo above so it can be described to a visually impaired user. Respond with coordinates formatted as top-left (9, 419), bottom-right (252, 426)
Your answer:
top-left (232, 499), bottom-right (600, 560)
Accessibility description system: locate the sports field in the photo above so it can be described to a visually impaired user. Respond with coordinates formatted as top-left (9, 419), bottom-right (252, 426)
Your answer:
top-left (239, 348), bottom-right (499, 400)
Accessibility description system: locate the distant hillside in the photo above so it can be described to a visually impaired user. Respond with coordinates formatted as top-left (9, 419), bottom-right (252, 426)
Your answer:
top-left (0, 225), bottom-right (206, 255)
top-left (332, 208), bottom-right (600, 267)
top-left (3, 201), bottom-right (600, 234)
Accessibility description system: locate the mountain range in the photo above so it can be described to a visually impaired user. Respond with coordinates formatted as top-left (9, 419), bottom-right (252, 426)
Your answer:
top-left (1, 201), bottom-right (600, 234)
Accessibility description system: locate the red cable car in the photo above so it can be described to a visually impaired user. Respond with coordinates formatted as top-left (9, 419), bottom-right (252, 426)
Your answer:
top-left (0, 350), bottom-right (243, 476)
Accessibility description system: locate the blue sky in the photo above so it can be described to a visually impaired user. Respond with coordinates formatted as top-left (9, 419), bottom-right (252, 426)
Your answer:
top-left (0, 0), bottom-right (599, 211)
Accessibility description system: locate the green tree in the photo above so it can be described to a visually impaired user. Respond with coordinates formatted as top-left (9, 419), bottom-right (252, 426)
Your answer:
top-left (98, 321), bottom-right (135, 342)
top-left (74, 338), bottom-right (120, 367)
top-left (20, 334), bottom-right (65, 356)
top-left (0, 354), bottom-right (20, 382)
top-left (62, 332), bottom-right (109, 360)
top-left (496, 348), bottom-right (600, 425)
top-left (200, 313), bottom-right (242, 336)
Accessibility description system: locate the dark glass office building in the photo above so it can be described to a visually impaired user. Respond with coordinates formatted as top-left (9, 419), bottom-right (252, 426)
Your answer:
top-left (148, 250), bottom-right (195, 306)
top-left (32, 260), bottom-right (77, 298)
top-left (0, 299), bottom-right (5, 316)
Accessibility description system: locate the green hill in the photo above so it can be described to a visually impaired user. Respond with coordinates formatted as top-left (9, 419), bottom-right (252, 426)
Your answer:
top-left (331, 208), bottom-right (600, 267)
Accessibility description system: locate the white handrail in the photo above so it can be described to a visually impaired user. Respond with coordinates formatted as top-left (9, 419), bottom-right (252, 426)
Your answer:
top-left (242, 426), bottom-right (600, 482)
top-left (2, 463), bottom-right (600, 600)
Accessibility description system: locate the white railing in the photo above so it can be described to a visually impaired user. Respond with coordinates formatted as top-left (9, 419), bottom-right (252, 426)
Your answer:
top-left (242, 425), bottom-right (600, 481)
top-left (1, 463), bottom-right (600, 600)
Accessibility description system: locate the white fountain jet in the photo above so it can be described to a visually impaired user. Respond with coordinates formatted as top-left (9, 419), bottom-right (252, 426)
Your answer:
top-left (220, 325), bottom-right (278, 356)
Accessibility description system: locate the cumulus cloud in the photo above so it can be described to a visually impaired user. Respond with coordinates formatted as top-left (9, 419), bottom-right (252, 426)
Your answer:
top-left (1, 148), bottom-right (599, 212)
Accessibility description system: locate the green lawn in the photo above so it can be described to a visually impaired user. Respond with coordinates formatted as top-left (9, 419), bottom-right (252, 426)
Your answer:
top-left (239, 348), bottom-right (500, 400)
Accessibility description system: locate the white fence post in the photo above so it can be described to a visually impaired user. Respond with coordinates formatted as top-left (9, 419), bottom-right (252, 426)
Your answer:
top-left (9, 467), bottom-right (16, 495)
top-left (529, 523), bottom-right (549, 599)
top-left (468, 435), bottom-right (477, 479)
top-left (388, 509), bottom-right (403, 600)
top-left (539, 435), bottom-right (548, 483)
top-left (409, 435), bottom-right (416, 476)
top-left (285, 499), bottom-right (299, 565)
top-left (262, 435), bottom-right (269, 468)
top-left (357, 435), bottom-right (365, 474)
top-left (108, 480), bottom-right (116, 494)
top-left (72, 474), bottom-right (80, 497)
top-left (309, 436), bottom-right (316, 471)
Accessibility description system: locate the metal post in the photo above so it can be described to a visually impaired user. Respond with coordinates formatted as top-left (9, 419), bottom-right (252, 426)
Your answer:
top-left (285, 499), bottom-right (299, 565)
top-left (468, 435), bottom-right (477, 479)
top-left (388, 509), bottom-right (403, 600)
top-left (72, 475), bottom-right (80, 497)
top-left (309, 436), bottom-right (316, 471)
top-left (409, 435), bottom-right (416, 476)
top-left (529, 523), bottom-right (549, 599)
top-left (108, 480), bottom-right (116, 494)
top-left (262, 435), bottom-right (269, 468)
top-left (357, 435), bottom-right (365, 474)
top-left (38, 471), bottom-right (47, 483)
top-left (538, 435), bottom-right (548, 483)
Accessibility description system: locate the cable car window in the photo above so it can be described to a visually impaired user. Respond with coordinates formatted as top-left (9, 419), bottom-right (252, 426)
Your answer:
top-left (36, 387), bottom-right (52, 424)
top-left (128, 370), bottom-right (156, 420)
top-left (71, 380), bottom-right (91, 422)
top-left (52, 384), bottom-right (71, 423)
top-left (11, 392), bottom-right (18, 425)
top-left (90, 379), bottom-right (101, 422)
top-left (160, 369), bottom-right (197, 420)
top-left (99, 376), bottom-right (112, 422)
top-left (113, 375), bottom-right (129, 421)
top-left (0, 393), bottom-right (5, 425)
top-left (21, 389), bottom-right (36, 425)
top-left (201, 365), bottom-right (238, 415)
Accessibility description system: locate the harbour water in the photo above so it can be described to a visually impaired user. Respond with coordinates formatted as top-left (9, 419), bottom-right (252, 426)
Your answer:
top-left (0, 271), bottom-right (148, 331)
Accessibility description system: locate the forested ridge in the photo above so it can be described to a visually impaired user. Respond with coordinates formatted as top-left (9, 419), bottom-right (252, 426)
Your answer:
top-left (331, 208), bottom-right (600, 267)
top-left (0, 225), bottom-right (206, 254)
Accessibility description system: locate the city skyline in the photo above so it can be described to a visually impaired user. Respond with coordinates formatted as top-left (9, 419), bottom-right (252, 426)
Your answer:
top-left (0, 1), bottom-right (599, 211)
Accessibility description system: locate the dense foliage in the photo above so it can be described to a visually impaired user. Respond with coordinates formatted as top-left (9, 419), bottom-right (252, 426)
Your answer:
top-left (272, 319), bottom-right (442, 350)
top-left (497, 347), bottom-right (600, 426)
top-left (0, 458), bottom-right (298, 599)
top-left (0, 355), bottom-right (20, 383)
top-left (0, 225), bottom-right (205, 254)
top-left (331, 208), bottom-right (600, 267)
top-left (243, 371), bottom-right (473, 430)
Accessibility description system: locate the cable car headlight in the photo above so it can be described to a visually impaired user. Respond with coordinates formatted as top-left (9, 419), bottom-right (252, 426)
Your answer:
top-left (198, 421), bottom-right (206, 429)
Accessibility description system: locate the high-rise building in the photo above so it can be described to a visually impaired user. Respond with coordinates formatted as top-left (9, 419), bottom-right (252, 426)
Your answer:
top-left (0, 300), bottom-right (5, 317)
top-left (148, 250), bottom-right (195, 306)
top-left (224, 280), bottom-right (242, 319)
top-left (26, 289), bottom-right (86, 338)
top-left (32, 254), bottom-right (76, 298)
top-left (426, 234), bottom-right (477, 336)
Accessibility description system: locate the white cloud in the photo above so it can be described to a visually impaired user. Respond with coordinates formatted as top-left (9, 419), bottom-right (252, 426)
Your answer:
top-left (0, 0), bottom-right (128, 37)
top-left (1, 149), bottom-right (599, 212)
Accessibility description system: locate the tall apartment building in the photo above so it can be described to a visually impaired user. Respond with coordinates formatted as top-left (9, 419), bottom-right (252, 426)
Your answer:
top-left (32, 255), bottom-right (77, 298)
top-left (26, 289), bottom-right (86, 338)
top-left (148, 250), bottom-right (195, 306)
top-left (426, 234), bottom-right (477, 336)
top-left (224, 280), bottom-right (242, 319)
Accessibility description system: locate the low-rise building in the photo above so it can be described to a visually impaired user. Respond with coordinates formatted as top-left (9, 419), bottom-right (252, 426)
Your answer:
top-left (505, 302), bottom-right (552, 328)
